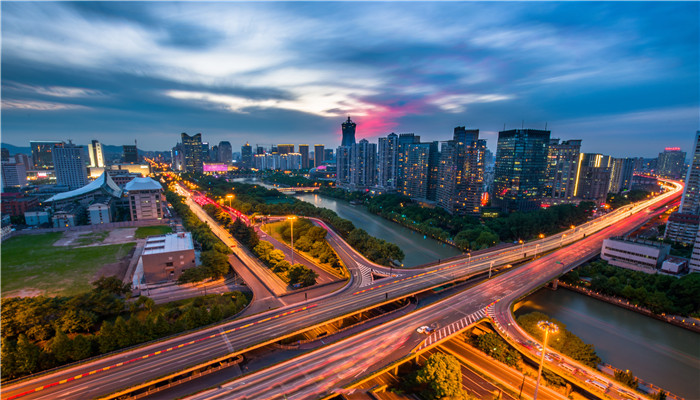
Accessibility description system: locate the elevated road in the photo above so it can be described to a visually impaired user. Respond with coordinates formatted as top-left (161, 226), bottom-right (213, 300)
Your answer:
top-left (1, 181), bottom-right (680, 400)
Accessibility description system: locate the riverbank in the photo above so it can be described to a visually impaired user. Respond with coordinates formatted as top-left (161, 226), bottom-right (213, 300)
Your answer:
top-left (556, 281), bottom-right (700, 333)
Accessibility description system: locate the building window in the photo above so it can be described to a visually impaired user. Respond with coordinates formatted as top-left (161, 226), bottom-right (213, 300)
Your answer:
top-left (166, 262), bottom-right (173, 267)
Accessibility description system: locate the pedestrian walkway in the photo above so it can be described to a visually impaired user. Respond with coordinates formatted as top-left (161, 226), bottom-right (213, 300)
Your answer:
top-left (414, 308), bottom-right (487, 352)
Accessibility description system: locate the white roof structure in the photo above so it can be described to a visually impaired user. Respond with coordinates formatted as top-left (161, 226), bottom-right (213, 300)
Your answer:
top-left (125, 177), bottom-right (163, 192)
top-left (45, 172), bottom-right (122, 203)
top-left (142, 233), bottom-right (194, 255)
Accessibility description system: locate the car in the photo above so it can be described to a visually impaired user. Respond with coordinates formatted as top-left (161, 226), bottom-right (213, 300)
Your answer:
top-left (416, 326), bottom-right (434, 335)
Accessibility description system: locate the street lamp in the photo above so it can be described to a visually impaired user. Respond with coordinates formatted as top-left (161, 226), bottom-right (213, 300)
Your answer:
top-left (534, 321), bottom-right (559, 400)
top-left (226, 194), bottom-right (234, 209)
top-left (560, 233), bottom-right (566, 247)
top-left (467, 252), bottom-right (472, 270)
top-left (287, 215), bottom-right (297, 264)
top-left (519, 239), bottom-right (524, 255)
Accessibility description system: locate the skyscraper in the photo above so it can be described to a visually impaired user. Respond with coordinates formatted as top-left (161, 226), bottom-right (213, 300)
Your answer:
top-left (324, 149), bottom-right (334, 162)
top-left (666, 131), bottom-right (700, 244)
top-left (377, 133), bottom-right (399, 190)
top-left (171, 143), bottom-right (185, 171)
top-left (493, 129), bottom-right (550, 212)
top-left (545, 139), bottom-right (581, 200)
top-left (1, 162), bottom-right (28, 189)
top-left (657, 147), bottom-right (687, 179)
top-left (30, 141), bottom-right (64, 169)
top-left (574, 153), bottom-right (613, 204)
top-left (299, 144), bottom-right (309, 169)
top-left (351, 139), bottom-right (377, 188)
top-left (241, 142), bottom-right (253, 169)
top-left (397, 133), bottom-right (421, 192)
top-left (181, 133), bottom-right (203, 174)
top-left (608, 157), bottom-right (636, 194)
top-left (401, 141), bottom-right (439, 200)
top-left (210, 145), bottom-right (219, 162)
top-left (53, 143), bottom-right (88, 189)
top-left (123, 143), bottom-right (138, 163)
top-left (336, 146), bottom-right (352, 187)
top-left (341, 117), bottom-right (356, 147)
top-left (314, 145), bottom-right (325, 168)
top-left (278, 144), bottom-right (294, 155)
top-left (218, 141), bottom-right (232, 164)
top-left (88, 140), bottom-right (105, 168)
top-left (437, 128), bottom-right (486, 215)
top-left (201, 142), bottom-right (211, 162)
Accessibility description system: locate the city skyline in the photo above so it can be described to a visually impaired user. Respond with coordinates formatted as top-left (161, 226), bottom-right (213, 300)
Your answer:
top-left (1, 2), bottom-right (698, 156)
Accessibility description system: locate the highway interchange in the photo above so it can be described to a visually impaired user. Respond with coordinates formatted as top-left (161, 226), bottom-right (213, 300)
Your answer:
top-left (1, 179), bottom-right (681, 400)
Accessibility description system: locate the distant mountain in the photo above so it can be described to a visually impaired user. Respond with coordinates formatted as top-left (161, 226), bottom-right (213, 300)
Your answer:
top-left (0, 143), bottom-right (31, 155)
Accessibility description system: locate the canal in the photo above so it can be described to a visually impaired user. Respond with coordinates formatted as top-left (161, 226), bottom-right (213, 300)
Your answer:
top-left (293, 193), bottom-right (463, 267)
top-left (515, 288), bottom-right (700, 399)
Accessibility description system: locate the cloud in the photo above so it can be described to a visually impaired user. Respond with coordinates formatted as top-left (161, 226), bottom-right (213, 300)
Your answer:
top-left (2, 99), bottom-right (89, 111)
top-left (4, 82), bottom-right (103, 98)
top-left (429, 93), bottom-right (514, 113)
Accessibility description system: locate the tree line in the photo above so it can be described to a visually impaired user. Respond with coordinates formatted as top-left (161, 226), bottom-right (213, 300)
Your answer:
top-left (1, 276), bottom-right (249, 380)
top-left (562, 260), bottom-right (700, 317)
top-left (275, 219), bottom-right (343, 272)
top-left (190, 176), bottom-right (405, 266)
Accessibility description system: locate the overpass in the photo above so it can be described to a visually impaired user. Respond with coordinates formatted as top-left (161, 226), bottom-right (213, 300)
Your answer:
top-left (271, 186), bottom-right (320, 192)
top-left (1, 179), bottom-right (681, 400)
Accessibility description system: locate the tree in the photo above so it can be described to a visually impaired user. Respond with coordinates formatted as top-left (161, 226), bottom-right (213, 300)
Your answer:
top-left (50, 330), bottom-right (72, 363)
top-left (57, 308), bottom-right (97, 333)
top-left (615, 369), bottom-right (638, 389)
top-left (97, 321), bottom-right (118, 353)
top-left (1, 338), bottom-right (19, 379)
top-left (287, 264), bottom-right (318, 287)
top-left (70, 334), bottom-right (94, 361)
top-left (415, 353), bottom-right (465, 399)
top-left (93, 276), bottom-right (132, 297)
top-left (15, 335), bottom-right (41, 375)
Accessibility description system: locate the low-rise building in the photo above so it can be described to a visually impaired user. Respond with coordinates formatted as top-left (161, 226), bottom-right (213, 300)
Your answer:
top-left (601, 237), bottom-right (671, 273)
top-left (664, 212), bottom-right (700, 245)
top-left (1, 193), bottom-right (39, 217)
top-left (661, 257), bottom-right (688, 275)
top-left (24, 209), bottom-right (50, 226)
top-left (125, 177), bottom-right (163, 221)
top-left (52, 210), bottom-right (77, 228)
top-left (88, 202), bottom-right (112, 225)
top-left (139, 233), bottom-right (196, 284)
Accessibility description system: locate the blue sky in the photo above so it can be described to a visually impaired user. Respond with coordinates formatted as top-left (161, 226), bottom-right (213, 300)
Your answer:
top-left (1, 2), bottom-right (698, 157)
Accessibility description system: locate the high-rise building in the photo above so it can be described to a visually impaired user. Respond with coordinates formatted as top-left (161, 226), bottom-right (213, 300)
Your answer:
top-left (210, 145), bottom-right (219, 162)
top-left (401, 141), bottom-right (439, 200)
top-left (341, 117), bottom-right (356, 147)
top-left (657, 147), bottom-right (687, 179)
top-left (13, 153), bottom-right (31, 172)
top-left (336, 146), bottom-right (352, 187)
top-left (397, 133), bottom-right (421, 192)
top-left (1, 162), bottom-right (28, 189)
top-left (545, 139), bottom-right (581, 200)
top-left (218, 141), bottom-right (232, 164)
top-left (608, 157), bottom-right (636, 194)
top-left (52, 143), bottom-right (89, 190)
top-left (123, 144), bottom-right (138, 163)
top-left (299, 144), bottom-right (310, 169)
top-left (437, 129), bottom-right (487, 215)
top-left (493, 129), bottom-right (550, 212)
top-left (171, 143), bottom-right (185, 171)
top-left (278, 144), bottom-right (294, 155)
top-left (377, 133), bottom-right (399, 190)
top-left (324, 149), bottom-right (334, 162)
top-left (201, 142), bottom-right (211, 163)
top-left (314, 145), bottom-right (325, 168)
top-left (350, 139), bottom-right (377, 188)
top-left (241, 142), bottom-right (253, 169)
top-left (31, 141), bottom-right (64, 169)
top-left (667, 131), bottom-right (700, 244)
top-left (574, 153), bottom-right (613, 204)
top-left (181, 133), bottom-right (203, 174)
top-left (88, 140), bottom-right (105, 168)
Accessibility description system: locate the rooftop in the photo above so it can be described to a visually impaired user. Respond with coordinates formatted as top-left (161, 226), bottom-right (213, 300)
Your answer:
top-left (125, 177), bottom-right (162, 192)
top-left (45, 172), bottom-right (122, 202)
top-left (143, 233), bottom-right (193, 255)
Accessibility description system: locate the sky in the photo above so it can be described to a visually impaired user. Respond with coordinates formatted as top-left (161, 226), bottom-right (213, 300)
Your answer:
top-left (1, 2), bottom-right (698, 157)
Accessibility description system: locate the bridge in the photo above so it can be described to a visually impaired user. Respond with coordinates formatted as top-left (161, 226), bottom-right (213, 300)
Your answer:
top-left (1, 179), bottom-right (682, 400)
top-left (272, 186), bottom-right (320, 192)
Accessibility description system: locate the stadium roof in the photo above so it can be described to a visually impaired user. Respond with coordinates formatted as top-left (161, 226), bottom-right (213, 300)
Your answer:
top-left (45, 172), bottom-right (122, 203)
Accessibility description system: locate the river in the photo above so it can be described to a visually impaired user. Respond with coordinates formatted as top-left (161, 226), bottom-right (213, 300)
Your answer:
top-left (515, 288), bottom-right (700, 399)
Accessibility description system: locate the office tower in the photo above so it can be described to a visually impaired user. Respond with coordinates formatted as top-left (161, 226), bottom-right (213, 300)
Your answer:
top-left (2, 162), bottom-right (28, 189)
top-left (574, 153), bottom-right (613, 204)
top-left (123, 143), bottom-right (138, 163)
top-left (397, 133), bottom-right (421, 192)
top-left (608, 157), bottom-right (636, 194)
top-left (210, 145), bottom-right (219, 162)
top-left (437, 128), bottom-right (487, 215)
top-left (401, 141), bottom-right (439, 200)
top-left (218, 141), bottom-right (232, 164)
top-left (30, 141), bottom-right (64, 169)
top-left (657, 147), bottom-right (687, 179)
top-left (350, 139), bottom-right (377, 188)
top-left (299, 144), bottom-right (309, 169)
top-left (181, 133), bottom-right (203, 174)
top-left (171, 143), bottom-right (185, 171)
top-left (324, 149), bottom-right (334, 162)
top-left (545, 139), bottom-right (581, 200)
top-left (88, 140), bottom-right (105, 168)
top-left (452, 126), bottom-right (479, 144)
top-left (278, 144), bottom-right (294, 155)
top-left (53, 143), bottom-right (89, 190)
top-left (377, 133), bottom-right (399, 190)
top-left (1, 148), bottom-right (9, 162)
top-left (341, 117), bottom-right (356, 147)
top-left (667, 131), bottom-right (700, 244)
top-left (493, 128), bottom-right (551, 212)
top-left (13, 153), bottom-right (31, 171)
top-left (314, 145), bottom-right (325, 168)
top-left (201, 142), bottom-right (211, 162)
top-left (241, 142), bottom-right (253, 169)
top-left (336, 146), bottom-right (352, 187)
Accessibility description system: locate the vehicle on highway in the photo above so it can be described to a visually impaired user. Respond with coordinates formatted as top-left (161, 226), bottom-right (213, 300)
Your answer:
top-left (416, 326), bottom-right (434, 334)
top-left (586, 379), bottom-right (609, 392)
top-left (617, 388), bottom-right (640, 399)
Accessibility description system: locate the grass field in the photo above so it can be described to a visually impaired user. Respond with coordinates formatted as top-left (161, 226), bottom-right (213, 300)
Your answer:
top-left (1, 233), bottom-right (136, 297)
top-left (134, 225), bottom-right (172, 239)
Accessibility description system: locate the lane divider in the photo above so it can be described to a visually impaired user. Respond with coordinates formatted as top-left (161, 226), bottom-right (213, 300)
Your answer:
top-left (5, 304), bottom-right (318, 400)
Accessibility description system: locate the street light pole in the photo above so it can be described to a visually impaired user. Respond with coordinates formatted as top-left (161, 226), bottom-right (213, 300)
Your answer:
top-left (534, 321), bottom-right (559, 400)
top-left (489, 260), bottom-right (494, 278)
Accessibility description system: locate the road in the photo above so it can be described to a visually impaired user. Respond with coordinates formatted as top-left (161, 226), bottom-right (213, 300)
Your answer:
top-left (1, 180), bottom-right (680, 400)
